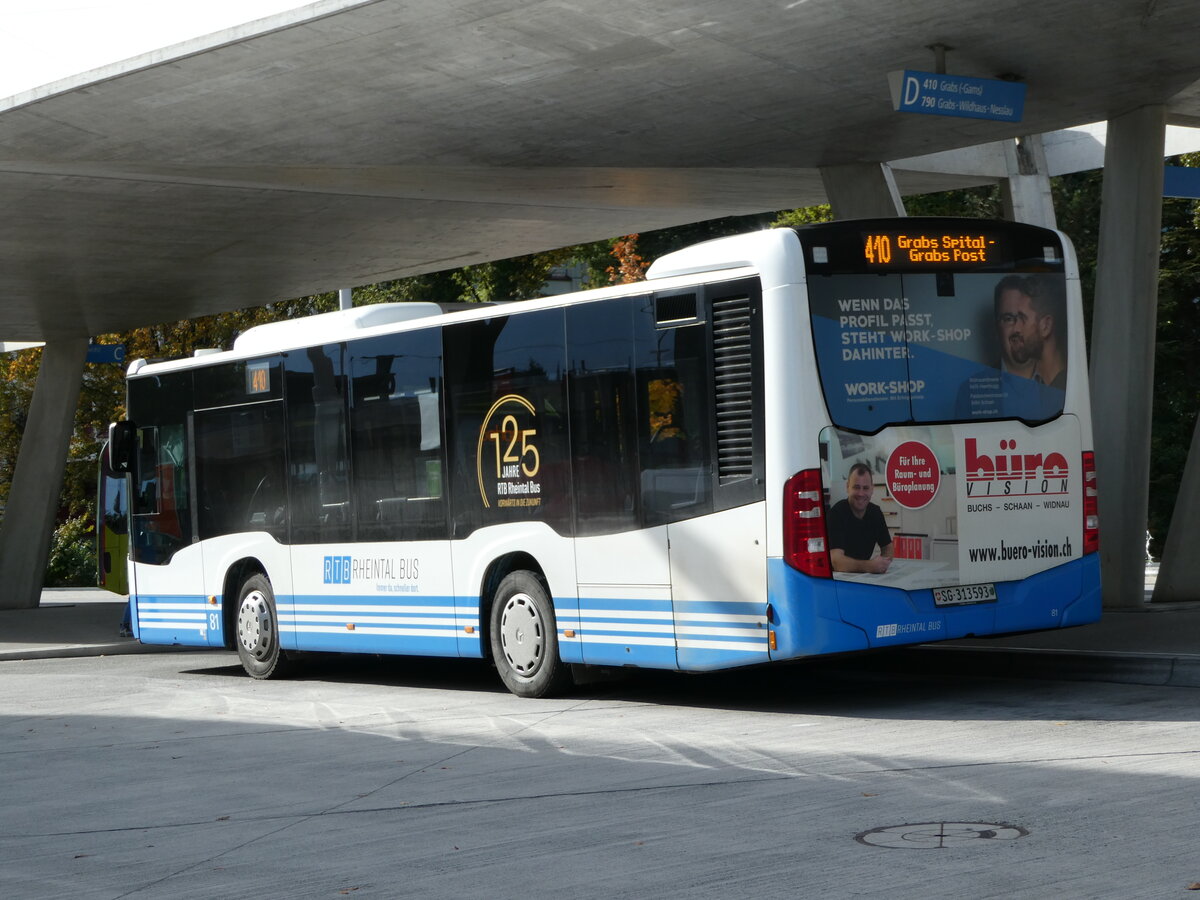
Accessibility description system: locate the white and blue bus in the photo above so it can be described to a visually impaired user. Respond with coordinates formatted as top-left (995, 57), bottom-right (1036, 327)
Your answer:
top-left (102, 218), bottom-right (1101, 697)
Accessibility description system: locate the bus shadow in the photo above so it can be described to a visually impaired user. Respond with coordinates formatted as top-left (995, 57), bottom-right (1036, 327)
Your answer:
top-left (181, 653), bottom-right (504, 694)
top-left (180, 646), bottom-right (1185, 723)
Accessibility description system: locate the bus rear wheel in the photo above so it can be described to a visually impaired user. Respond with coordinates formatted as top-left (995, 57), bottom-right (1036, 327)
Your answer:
top-left (236, 574), bottom-right (291, 679)
top-left (490, 571), bottom-right (570, 698)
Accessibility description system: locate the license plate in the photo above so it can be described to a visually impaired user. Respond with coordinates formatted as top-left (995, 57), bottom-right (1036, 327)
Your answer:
top-left (933, 582), bottom-right (997, 606)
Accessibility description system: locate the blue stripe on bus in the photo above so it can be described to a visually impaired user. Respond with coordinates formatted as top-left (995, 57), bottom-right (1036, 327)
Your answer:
top-left (672, 595), bottom-right (769, 670)
top-left (672, 598), bottom-right (768, 620)
top-left (571, 594), bottom-right (673, 668)
top-left (568, 594), bottom-right (769, 671)
top-left (134, 594), bottom-right (219, 648)
top-left (576, 596), bottom-right (674, 613)
top-left (285, 629), bottom-right (464, 658)
top-left (283, 593), bottom-right (466, 657)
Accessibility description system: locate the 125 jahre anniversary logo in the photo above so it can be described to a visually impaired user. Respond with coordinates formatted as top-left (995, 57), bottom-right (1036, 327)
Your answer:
top-left (476, 393), bottom-right (543, 509)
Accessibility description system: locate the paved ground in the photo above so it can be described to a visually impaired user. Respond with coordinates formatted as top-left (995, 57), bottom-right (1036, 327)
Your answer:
top-left (2, 647), bottom-right (1198, 899)
top-left (3, 566), bottom-right (1199, 898)
top-left (3, 564), bottom-right (1197, 689)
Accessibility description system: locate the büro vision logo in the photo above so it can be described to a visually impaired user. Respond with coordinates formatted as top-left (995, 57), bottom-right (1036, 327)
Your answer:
top-left (964, 438), bottom-right (1069, 497)
top-left (323, 556), bottom-right (352, 584)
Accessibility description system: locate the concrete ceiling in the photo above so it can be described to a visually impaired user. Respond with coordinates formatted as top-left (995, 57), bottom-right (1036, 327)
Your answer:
top-left (3, 0), bottom-right (1200, 341)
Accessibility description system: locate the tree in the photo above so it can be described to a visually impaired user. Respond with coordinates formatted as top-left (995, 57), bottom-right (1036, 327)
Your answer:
top-left (356, 247), bottom-right (584, 305)
top-left (606, 234), bottom-right (649, 284)
top-left (1145, 155), bottom-right (1200, 555)
top-left (773, 204), bottom-right (832, 228)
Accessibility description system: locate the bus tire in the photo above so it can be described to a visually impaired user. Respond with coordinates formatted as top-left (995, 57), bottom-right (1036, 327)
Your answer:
top-left (235, 574), bottom-right (291, 679)
top-left (489, 571), bottom-right (570, 698)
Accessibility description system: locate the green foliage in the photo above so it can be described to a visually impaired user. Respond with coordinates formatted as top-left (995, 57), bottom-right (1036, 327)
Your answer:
top-left (44, 515), bottom-right (96, 587)
top-left (1145, 156), bottom-right (1200, 553)
top-left (772, 205), bottom-right (833, 228)
top-left (568, 213), bottom-right (784, 290)
top-left (904, 185), bottom-right (1003, 219)
top-left (355, 248), bottom-right (583, 305)
top-left (0, 349), bottom-right (36, 512)
top-left (1052, 170), bottom-right (1103, 329)
top-left (353, 275), bottom-right (463, 305)
top-left (633, 212), bottom-right (779, 263)
top-left (450, 249), bottom-right (577, 302)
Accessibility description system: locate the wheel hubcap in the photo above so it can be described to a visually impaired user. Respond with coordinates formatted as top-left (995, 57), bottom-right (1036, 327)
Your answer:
top-left (238, 590), bottom-right (274, 661)
top-left (499, 593), bottom-right (544, 676)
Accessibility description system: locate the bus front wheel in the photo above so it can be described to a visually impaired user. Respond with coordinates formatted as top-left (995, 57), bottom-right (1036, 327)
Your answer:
top-left (236, 574), bottom-right (291, 679)
top-left (489, 571), bottom-right (570, 698)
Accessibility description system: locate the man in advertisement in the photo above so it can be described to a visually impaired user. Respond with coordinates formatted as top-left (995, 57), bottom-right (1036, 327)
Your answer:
top-left (829, 463), bottom-right (894, 574)
top-left (957, 275), bottom-right (1066, 419)
top-left (995, 274), bottom-right (1066, 387)
top-left (1025, 277), bottom-right (1067, 390)
top-left (995, 274), bottom-right (1039, 379)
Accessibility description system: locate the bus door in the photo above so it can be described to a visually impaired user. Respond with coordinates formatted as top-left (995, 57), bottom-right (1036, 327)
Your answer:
top-left (567, 297), bottom-right (676, 670)
top-left (573, 529), bottom-right (675, 668)
top-left (569, 370), bottom-right (675, 669)
top-left (127, 419), bottom-right (210, 646)
top-left (194, 402), bottom-right (288, 647)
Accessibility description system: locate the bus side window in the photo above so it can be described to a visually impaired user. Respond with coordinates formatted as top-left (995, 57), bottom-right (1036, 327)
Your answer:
top-left (566, 298), bottom-right (640, 536)
top-left (444, 309), bottom-right (571, 538)
top-left (349, 329), bottom-right (448, 542)
top-left (133, 427), bottom-right (159, 516)
top-left (127, 372), bottom-right (194, 565)
top-left (286, 343), bottom-right (352, 543)
top-left (132, 424), bottom-right (184, 539)
top-left (634, 298), bottom-right (713, 525)
top-left (195, 405), bottom-right (287, 541)
top-left (130, 424), bottom-right (190, 562)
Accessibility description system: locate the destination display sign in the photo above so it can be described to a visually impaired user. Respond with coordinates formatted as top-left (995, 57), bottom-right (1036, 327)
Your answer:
top-left (888, 70), bottom-right (1026, 123)
top-left (245, 359), bottom-right (271, 395)
top-left (861, 229), bottom-right (1006, 268)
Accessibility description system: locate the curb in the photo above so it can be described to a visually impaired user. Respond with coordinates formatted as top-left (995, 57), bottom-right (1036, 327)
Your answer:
top-left (0, 642), bottom-right (206, 662)
top-left (910, 645), bottom-right (1200, 688)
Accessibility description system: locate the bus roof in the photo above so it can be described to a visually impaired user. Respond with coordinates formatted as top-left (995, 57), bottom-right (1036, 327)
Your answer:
top-left (126, 231), bottom-right (794, 378)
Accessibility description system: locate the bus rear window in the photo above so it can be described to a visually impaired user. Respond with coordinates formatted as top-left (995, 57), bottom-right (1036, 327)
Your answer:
top-left (808, 270), bottom-right (1069, 431)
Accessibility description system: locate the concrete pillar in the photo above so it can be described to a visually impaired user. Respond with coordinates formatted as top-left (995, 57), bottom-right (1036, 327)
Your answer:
top-left (0, 338), bottom-right (88, 609)
top-left (1001, 134), bottom-right (1057, 229)
top-left (819, 163), bottom-right (907, 219)
top-left (1089, 106), bottom-right (1166, 609)
top-left (1153, 411), bottom-right (1200, 601)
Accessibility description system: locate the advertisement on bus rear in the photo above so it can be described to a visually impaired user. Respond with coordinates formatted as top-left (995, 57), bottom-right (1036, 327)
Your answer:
top-left (819, 418), bottom-right (1083, 591)
top-left (808, 271), bottom-right (1069, 432)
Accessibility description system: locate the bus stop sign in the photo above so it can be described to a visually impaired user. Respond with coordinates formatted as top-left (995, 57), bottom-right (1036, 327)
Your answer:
top-left (889, 70), bottom-right (1025, 123)
top-left (87, 343), bottom-right (126, 364)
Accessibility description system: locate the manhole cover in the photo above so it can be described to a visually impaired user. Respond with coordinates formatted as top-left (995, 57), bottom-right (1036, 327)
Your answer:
top-left (856, 822), bottom-right (1028, 849)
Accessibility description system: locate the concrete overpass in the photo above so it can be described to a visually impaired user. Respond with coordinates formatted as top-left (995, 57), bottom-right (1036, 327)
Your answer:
top-left (1, 0), bottom-right (1198, 610)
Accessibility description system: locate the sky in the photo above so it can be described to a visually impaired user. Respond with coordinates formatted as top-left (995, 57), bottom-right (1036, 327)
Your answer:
top-left (0, 0), bottom-right (311, 100)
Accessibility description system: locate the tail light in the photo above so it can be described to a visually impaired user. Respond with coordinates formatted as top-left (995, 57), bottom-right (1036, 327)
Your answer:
top-left (1082, 450), bottom-right (1099, 554)
top-left (784, 469), bottom-right (832, 577)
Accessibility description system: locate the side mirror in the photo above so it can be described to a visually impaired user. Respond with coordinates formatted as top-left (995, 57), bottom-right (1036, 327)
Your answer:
top-left (107, 421), bottom-right (136, 474)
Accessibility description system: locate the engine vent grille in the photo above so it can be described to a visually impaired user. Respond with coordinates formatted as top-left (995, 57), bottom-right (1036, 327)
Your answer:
top-left (712, 296), bottom-right (754, 482)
